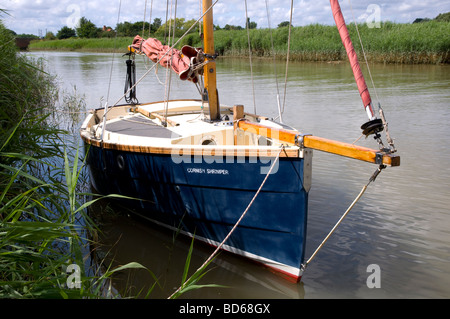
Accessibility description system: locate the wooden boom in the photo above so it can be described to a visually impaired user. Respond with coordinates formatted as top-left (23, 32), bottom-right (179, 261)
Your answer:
top-left (237, 120), bottom-right (400, 167)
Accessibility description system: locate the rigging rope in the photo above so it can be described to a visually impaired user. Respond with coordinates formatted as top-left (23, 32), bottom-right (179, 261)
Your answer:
top-left (265, 0), bottom-right (283, 123)
top-left (347, 0), bottom-right (396, 152)
top-left (301, 164), bottom-right (386, 271)
top-left (142, 0), bottom-right (148, 37)
top-left (168, 146), bottom-right (284, 299)
top-left (281, 0), bottom-right (294, 115)
top-left (163, 0), bottom-right (176, 125)
top-left (244, 0), bottom-right (257, 115)
top-left (347, 0), bottom-right (379, 103)
top-left (101, 0), bottom-right (123, 142)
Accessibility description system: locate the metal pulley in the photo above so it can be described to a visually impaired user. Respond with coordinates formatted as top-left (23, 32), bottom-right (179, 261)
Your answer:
top-left (361, 118), bottom-right (384, 137)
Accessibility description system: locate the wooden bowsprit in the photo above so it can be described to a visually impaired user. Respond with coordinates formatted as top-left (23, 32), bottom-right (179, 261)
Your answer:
top-left (237, 120), bottom-right (400, 167)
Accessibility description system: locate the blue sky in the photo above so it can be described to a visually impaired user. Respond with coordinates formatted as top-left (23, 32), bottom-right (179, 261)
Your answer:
top-left (1, 0), bottom-right (449, 36)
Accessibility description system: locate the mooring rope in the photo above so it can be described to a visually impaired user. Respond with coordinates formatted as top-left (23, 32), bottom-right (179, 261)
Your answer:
top-left (168, 146), bottom-right (284, 299)
top-left (301, 164), bottom-right (386, 271)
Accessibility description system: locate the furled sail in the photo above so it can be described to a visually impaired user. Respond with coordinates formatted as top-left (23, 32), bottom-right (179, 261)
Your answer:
top-left (130, 35), bottom-right (200, 83)
top-left (330, 0), bottom-right (375, 121)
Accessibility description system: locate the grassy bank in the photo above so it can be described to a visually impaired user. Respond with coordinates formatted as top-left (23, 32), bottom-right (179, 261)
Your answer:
top-left (30, 21), bottom-right (450, 64)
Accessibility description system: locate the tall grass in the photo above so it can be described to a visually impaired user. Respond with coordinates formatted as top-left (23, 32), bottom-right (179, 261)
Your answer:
top-left (1, 19), bottom-right (156, 298)
top-left (209, 21), bottom-right (450, 64)
top-left (30, 21), bottom-right (449, 64)
top-left (30, 37), bottom-right (135, 52)
top-left (1, 19), bottom-right (219, 298)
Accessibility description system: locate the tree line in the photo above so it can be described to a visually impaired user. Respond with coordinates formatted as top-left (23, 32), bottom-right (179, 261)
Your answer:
top-left (14, 16), bottom-right (266, 40)
top-left (50, 16), bottom-right (263, 40)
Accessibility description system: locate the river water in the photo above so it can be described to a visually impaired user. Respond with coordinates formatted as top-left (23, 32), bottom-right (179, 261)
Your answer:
top-left (29, 51), bottom-right (450, 299)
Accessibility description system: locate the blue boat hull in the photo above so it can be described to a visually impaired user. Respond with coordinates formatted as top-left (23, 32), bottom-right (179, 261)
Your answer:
top-left (85, 144), bottom-right (310, 281)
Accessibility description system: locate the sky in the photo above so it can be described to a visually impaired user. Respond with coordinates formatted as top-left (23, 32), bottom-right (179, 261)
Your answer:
top-left (1, 0), bottom-right (449, 36)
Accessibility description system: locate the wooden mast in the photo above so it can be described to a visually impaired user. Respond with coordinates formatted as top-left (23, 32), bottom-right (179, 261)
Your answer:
top-left (202, 0), bottom-right (220, 121)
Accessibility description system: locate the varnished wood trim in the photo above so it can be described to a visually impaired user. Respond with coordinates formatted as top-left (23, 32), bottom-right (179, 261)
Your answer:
top-left (238, 120), bottom-right (400, 166)
top-left (81, 135), bottom-right (299, 158)
top-left (303, 135), bottom-right (400, 167)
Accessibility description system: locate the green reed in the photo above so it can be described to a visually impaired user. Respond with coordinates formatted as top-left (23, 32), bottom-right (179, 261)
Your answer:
top-left (2, 19), bottom-right (218, 298)
top-left (32, 21), bottom-right (449, 64)
top-left (0, 20), bottom-right (149, 298)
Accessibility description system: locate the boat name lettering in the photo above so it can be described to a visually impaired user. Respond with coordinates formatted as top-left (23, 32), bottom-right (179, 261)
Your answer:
top-left (187, 168), bottom-right (229, 175)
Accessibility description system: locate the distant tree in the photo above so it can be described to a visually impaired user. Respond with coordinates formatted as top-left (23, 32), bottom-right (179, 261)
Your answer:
top-left (181, 19), bottom-right (200, 34)
top-left (152, 18), bottom-right (162, 33)
top-left (278, 21), bottom-right (292, 28)
top-left (45, 31), bottom-right (56, 40)
top-left (57, 26), bottom-right (76, 39)
top-left (224, 24), bottom-right (243, 31)
top-left (435, 12), bottom-right (450, 22)
top-left (116, 21), bottom-right (133, 36)
top-left (246, 17), bottom-right (257, 29)
top-left (155, 18), bottom-right (198, 38)
top-left (6, 28), bottom-right (16, 37)
top-left (115, 18), bottom-right (164, 37)
top-left (413, 18), bottom-right (431, 23)
top-left (16, 33), bottom-right (39, 39)
top-left (77, 17), bottom-right (98, 38)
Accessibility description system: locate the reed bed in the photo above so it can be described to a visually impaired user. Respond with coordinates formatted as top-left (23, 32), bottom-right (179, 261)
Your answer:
top-left (1, 19), bottom-right (158, 298)
top-left (1, 20), bottom-right (118, 298)
top-left (30, 21), bottom-right (449, 64)
top-left (2, 20), bottom-right (218, 298)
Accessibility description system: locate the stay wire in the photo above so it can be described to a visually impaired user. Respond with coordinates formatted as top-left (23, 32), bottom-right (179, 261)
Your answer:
top-left (282, 0), bottom-right (294, 115)
top-left (163, 0), bottom-right (177, 124)
top-left (105, 0), bottom-right (123, 105)
top-left (347, 0), bottom-right (379, 103)
top-left (244, 0), bottom-right (257, 114)
top-left (265, 0), bottom-right (283, 123)
top-left (347, 0), bottom-right (396, 151)
top-left (101, 0), bottom-right (122, 142)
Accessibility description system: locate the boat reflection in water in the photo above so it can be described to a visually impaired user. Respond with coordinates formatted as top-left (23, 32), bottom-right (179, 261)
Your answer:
top-left (88, 197), bottom-right (306, 299)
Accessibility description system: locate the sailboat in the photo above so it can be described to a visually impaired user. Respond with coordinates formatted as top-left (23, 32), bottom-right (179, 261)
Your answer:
top-left (80, 0), bottom-right (399, 282)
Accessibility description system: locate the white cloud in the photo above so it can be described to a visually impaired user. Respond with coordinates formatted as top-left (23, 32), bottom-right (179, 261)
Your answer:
top-left (1, 0), bottom-right (449, 35)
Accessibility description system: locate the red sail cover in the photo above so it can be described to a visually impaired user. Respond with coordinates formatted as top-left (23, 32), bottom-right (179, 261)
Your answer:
top-left (330, 0), bottom-right (375, 119)
top-left (131, 36), bottom-right (194, 81)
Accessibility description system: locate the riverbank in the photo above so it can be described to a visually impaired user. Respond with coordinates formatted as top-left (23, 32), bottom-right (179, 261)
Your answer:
top-left (29, 21), bottom-right (449, 64)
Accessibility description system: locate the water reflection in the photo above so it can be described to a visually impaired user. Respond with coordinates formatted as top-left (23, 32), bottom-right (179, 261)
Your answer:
top-left (88, 199), bottom-right (305, 299)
